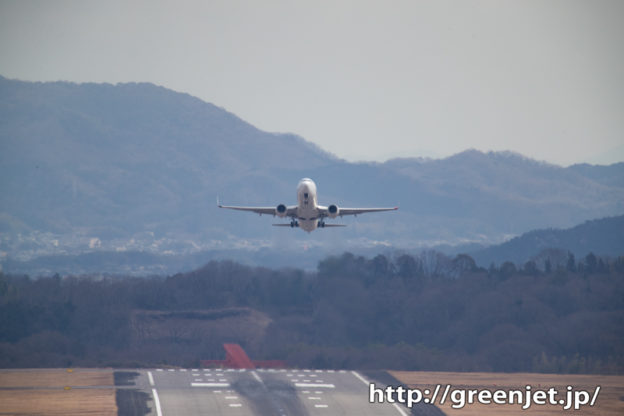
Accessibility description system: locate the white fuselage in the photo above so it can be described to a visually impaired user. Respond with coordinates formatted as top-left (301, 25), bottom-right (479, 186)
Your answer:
top-left (296, 178), bottom-right (319, 232)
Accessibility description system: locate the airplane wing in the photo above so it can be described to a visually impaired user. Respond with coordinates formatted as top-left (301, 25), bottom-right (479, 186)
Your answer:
top-left (218, 202), bottom-right (298, 217)
top-left (318, 206), bottom-right (398, 217)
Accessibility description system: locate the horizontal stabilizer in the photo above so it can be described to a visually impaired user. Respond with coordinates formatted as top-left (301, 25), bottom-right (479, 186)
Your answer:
top-left (272, 224), bottom-right (347, 228)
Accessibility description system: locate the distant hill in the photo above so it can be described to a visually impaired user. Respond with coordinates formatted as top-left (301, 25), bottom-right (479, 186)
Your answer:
top-left (1, 76), bottom-right (623, 271)
top-left (470, 215), bottom-right (624, 267)
top-left (0, 76), bottom-right (335, 238)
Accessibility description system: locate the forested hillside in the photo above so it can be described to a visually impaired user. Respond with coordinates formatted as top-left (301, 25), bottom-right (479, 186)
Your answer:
top-left (1, 252), bottom-right (622, 373)
top-left (470, 215), bottom-right (624, 266)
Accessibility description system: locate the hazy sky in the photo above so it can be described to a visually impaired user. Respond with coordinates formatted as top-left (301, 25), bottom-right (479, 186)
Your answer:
top-left (1, 0), bottom-right (622, 166)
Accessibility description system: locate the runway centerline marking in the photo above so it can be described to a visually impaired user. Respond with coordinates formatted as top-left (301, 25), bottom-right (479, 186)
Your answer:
top-left (295, 383), bottom-right (335, 388)
top-left (148, 371), bottom-right (155, 387)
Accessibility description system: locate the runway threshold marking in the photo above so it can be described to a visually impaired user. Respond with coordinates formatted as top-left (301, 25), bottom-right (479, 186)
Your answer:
top-left (191, 383), bottom-right (230, 387)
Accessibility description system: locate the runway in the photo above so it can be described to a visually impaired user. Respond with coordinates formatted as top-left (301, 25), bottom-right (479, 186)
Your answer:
top-left (120, 368), bottom-right (412, 416)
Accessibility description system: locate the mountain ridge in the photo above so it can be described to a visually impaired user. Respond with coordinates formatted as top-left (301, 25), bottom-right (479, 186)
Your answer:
top-left (469, 214), bottom-right (624, 267)
top-left (1, 76), bottom-right (622, 269)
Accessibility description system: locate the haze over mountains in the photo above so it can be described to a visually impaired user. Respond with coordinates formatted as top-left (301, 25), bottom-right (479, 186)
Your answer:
top-left (1, 76), bottom-right (622, 272)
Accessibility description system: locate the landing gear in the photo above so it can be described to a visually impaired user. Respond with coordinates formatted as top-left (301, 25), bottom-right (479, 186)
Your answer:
top-left (317, 220), bottom-right (325, 228)
top-left (290, 220), bottom-right (299, 228)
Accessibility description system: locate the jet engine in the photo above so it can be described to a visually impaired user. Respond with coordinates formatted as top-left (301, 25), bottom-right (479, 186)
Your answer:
top-left (275, 204), bottom-right (287, 217)
top-left (327, 204), bottom-right (339, 219)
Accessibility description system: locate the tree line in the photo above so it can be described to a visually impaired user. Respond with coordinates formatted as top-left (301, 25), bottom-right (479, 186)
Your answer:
top-left (0, 251), bottom-right (622, 373)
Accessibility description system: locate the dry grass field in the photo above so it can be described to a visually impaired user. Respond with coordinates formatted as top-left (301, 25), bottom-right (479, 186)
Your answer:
top-left (0, 369), bottom-right (117, 416)
top-left (391, 371), bottom-right (624, 416)
top-left (0, 369), bottom-right (113, 388)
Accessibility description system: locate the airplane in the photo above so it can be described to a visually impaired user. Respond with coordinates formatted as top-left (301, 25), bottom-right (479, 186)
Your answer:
top-left (218, 177), bottom-right (398, 232)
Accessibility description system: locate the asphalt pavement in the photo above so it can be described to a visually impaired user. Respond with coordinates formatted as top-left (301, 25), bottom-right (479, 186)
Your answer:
top-left (121, 368), bottom-right (417, 416)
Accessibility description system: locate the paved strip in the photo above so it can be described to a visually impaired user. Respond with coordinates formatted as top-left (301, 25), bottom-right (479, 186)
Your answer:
top-left (137, 368), bottom-right (416, 415)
